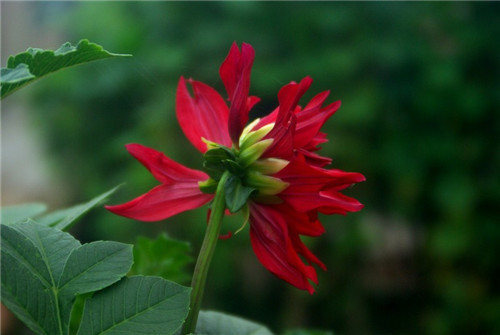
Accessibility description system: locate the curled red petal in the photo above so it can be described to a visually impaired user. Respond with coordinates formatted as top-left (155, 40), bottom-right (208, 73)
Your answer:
top-left (176, 77), bottom-right (231, 153)
top-left (289, 229), bottom-right (326, 271)
top-left (105, 183), bottom-right (213, 222)
top-left (262, 114), bottom-right (296, 160)
top-left (294, 97), bottom-right (341, 149)
top-left (276, 154), bottom-right (365, 190)
top-left (295, 148), bottom-right (332, 167)
top-left (275, 76), bottom-right (313, 126)
top-left (257, 77), bottom-right (313, 159)
top-left (272, 203), bottom-right (325, 237)
top-left (125, 143), bottom-right (209, 184)
top-left (249, 202), bottom-right (320, 294)
top-left (255, 106), bottom-right (279, 130)
top-left (276, 154), bottom-right (365, 214)
top-left (281, 188), bottom-right (364, 215)
top-left (220, 42), bottom-right (256, 144)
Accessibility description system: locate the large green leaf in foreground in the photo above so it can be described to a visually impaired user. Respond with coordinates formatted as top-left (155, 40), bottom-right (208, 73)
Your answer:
top-left (77, 276), bottom-right (191, 335)
top-left (0, 39), bottom-right (130, 99)
top-left (0, 220), bottom-right (133, 335)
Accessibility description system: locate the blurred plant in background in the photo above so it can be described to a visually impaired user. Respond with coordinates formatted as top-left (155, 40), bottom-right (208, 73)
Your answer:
top-left (1, 2), bottom-right (499, 335)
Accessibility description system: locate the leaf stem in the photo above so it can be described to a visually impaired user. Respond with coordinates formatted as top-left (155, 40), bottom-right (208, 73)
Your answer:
top-left (181, 171), bottom-right (230, 334)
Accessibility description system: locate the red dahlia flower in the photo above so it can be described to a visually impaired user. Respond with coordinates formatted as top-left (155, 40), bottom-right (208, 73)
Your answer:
top-left (106, 42), bottom-right (365, 293)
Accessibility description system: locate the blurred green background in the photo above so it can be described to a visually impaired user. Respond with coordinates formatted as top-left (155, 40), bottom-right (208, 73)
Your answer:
top-left (1, 2), bottom-right (499, 335)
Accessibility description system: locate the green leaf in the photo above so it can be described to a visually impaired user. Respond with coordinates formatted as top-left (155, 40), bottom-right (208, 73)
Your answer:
top-left (1, 39), bottom-right (131, 99)
top-left (1, 220), bottom-right (134, 335)
top-left (38, 186), bottom-right (119, 231)
top-left (194, 311), bottom-right (273, 335)
top-left (222, 159), bottom-right (245, 177)
top-left (1, 203), bottom-right (47, 224)
top-left (68, 293), bottom-right (92, 335)
top-left (203, 147), bottom-right (236, 180)
top-left (1, 220), bottom-right (81, 335)
top-left (199, 178), bottom-right (218, 194)
top-left (58, 241), bottom-right (133, 297)
top-left (224, 175), bottom-right (256, 213)
top-left (57, 241), bottom-right (133, 333)
top-left (0, 63), bottom-right (35, 83)
top-left (130, 233), bottom-right (193, 284)
top-left (77, 276), bottom-right (191, 335)
top-left (8, 219), bottom-right (82, 283)
top-left (1, 249), bottom-right (60, 334)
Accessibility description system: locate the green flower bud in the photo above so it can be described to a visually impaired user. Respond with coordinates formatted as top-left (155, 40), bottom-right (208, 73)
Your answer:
top-left (198, 178), bottom-right (218, 194)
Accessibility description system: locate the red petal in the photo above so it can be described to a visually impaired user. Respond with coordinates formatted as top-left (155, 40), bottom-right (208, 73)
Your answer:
top-left (273, 203), bottom-right (325, 237)
top-left (125, 143), bottom-right (209, 184)
top-left (289, 231), bottom-right (326, 271)
top-left (176, 77), bottom-right (231, 153)
top-left (256, 77), bottom-right (313, 159)
top-left (255, 106), bottom-right (279, 130)
top-left (295, 148), bottom-right (332, 167)
top-left (276, 155), bottom-right (365, 214)
top-left (276, 154), bottom-right (365, 190)
top-left (249, 202), bottom-right (320, 294)
top-left (275, 76), bottom-right (313, 126)
top-left (262, 114), bottom-right (296, 160)
top-left (317, 190), bottom-right (365, 214)
top-left (105, 183), bottom-right (213, 222)
top-left (294, 98), bottom-right (341, 149)
top-left (281, 189), bottom-right (364, 215)
top-left (219, 42), bottom-right (256, 144)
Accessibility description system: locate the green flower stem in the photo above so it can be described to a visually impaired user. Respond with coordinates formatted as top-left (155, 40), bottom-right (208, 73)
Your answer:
top-left (182, 171), bottom-right (230, 334)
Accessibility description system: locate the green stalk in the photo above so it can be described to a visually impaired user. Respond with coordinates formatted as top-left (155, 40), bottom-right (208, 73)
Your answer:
top-left (182, 171), bottom-right (230, 334)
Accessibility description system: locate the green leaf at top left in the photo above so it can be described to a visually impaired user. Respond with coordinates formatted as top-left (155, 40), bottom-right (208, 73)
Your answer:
top-left (0, 63), bottom-right (35, 83)
top-left (0, 39), bottom-right (131, 99)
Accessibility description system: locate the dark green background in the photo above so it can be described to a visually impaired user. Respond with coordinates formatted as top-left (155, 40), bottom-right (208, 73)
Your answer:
top-left (2, 2), bottom-right (499, 335)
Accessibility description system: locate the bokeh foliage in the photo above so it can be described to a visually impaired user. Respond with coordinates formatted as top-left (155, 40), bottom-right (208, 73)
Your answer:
top-left (3, 2), bottom-right (499, 335)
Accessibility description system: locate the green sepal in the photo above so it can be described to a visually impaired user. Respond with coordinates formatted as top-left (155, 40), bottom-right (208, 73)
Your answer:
top-left (199, 178), bottom-right (218, 194)
top-left (203, 147), bottom-right (236, 180)
top-left (222, 159), bottom-right (245, 177)
top-left (224, 174), bottom-right (256, 213)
